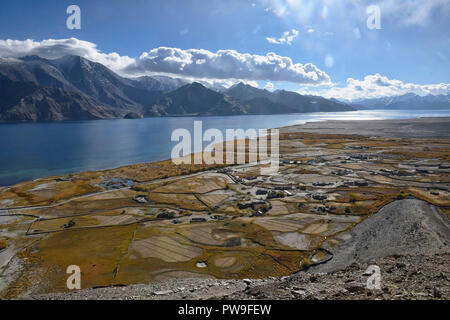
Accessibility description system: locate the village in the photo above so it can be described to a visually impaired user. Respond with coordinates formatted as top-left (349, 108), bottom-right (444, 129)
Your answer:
top-left (0, 120), bottom-right (449, 298)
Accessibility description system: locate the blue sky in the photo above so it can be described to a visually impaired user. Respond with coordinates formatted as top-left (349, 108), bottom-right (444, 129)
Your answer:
top-left (0, 0), bottom-right (449, 100)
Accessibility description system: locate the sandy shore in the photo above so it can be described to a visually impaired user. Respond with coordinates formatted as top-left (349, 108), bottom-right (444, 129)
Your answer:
top-left (281, 117), bottom-right (450, 138)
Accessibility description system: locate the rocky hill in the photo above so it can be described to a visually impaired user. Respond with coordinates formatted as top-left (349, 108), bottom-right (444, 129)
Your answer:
top-left (0, 55), bottom-right (354, 121)
top-left (0, 77), bottom-right (119, 121)
top-left (227, 82), bottom-right (355, 113)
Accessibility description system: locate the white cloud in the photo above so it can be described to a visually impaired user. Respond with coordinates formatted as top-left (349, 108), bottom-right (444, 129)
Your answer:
top-left (125, 46), bottom-right (331, 85)
top-left (264, 81), bottom-right (274, 90)
top-left (193, 78), bottom-right (258, 91)
top-left (0, 38), bottom-right (134, 71)
top-left (266, 29), bottom-right (299, 45)
top-left (299, 74), bottom-right (450, 101)
top-left (0, 38), bottom-right (331, 86)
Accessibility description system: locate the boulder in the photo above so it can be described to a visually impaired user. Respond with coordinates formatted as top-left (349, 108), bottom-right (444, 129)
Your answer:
top-left (157, 211), bottom-right (176, 219)
top-left (133, 195), bottom-right (148, 203)
top-left (312, 193), bottom-right (327, 201)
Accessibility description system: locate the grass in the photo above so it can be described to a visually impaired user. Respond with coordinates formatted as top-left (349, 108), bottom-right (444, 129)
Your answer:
top-left (0, 238), bottom-right (8, 250)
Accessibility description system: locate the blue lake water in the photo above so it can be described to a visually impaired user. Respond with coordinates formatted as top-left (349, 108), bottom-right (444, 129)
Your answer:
top-left (1, 109), bottom-right (449, 186)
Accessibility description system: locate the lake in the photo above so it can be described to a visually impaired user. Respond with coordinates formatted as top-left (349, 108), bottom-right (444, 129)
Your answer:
top-left (1, 109), bottom-right (449, 186)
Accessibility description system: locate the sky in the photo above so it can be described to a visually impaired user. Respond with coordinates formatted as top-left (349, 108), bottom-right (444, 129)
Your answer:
top-left (0, 0), bottom-right (449, 101)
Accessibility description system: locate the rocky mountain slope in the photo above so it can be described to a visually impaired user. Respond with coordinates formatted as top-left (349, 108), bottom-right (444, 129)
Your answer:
top-left (226, 82), bottom-right (355, 113)
top-left (0, 77), bottom-right (119, 121)
top-left (146, 82), bottom-right (243, 116)
top-left (0, 55), bottom-right (354, 121)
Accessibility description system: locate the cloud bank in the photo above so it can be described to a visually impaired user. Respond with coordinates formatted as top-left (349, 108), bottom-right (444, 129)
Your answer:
top-left (0, 38), bottom-right (134, 71)
top-left (0, 38), bottom-right (331, 86)
top-left (124, 46), bottom-right (330, 84)
top-left (299, 74), bottom-right (450, 101)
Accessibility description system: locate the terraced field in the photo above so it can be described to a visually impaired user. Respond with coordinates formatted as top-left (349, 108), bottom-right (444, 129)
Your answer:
top-left (1, 122), bottom-right (449, 298)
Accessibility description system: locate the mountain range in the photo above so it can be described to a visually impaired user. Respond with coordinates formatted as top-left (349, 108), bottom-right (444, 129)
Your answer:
top-left (0, 55), bottom-right (357, 121)
top-left (351, 93), bottom-right (450, 110)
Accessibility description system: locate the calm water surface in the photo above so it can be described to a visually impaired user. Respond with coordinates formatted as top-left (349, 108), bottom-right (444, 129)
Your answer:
top-left (1, 109), bottom-right (449, 186)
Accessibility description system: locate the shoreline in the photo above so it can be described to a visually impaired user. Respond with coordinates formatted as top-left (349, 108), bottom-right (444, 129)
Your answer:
top-left (2, 115), bottom-right (449, 188)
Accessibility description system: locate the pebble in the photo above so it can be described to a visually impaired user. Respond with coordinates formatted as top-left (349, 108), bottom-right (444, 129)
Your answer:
top-left (153, 290), bottom-right (173, 295)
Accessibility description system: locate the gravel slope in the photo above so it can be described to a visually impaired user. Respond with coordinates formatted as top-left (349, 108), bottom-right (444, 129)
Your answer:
top-left (310, 198), bottom-right (450, 273)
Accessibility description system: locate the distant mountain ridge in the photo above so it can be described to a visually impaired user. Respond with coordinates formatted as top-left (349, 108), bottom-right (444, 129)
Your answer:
top-left (226, 82), bottom-right (354, 113)
top-left (0, 55), bottom-right (354, 121)
top-left (351, 93), bottom-right (450, 110)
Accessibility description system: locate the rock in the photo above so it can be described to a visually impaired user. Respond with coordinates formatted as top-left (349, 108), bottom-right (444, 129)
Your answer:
top-left (153, 290), bottom-right (173, 295)
top-left (312, 193), bottom-right (327, 200)
top-left (292, 289), bottom-right (306, 296)
top-left (354, 180), bottom-right (369, 187)
top-left (157, 211), bottom-right (176, 219)
top-left (210, 215), bottom-right (226, 221)
top-left (250, 210), bottom-right (265, 217)
top-left (333, 169), bottom-right (352, 176)
top-left (351, 154), bottom-right (371, 160)
top-left (224, 238), bottom-right (241, 247)
top-left (190, 217), bottom-right (206, 223)
top-left (246, 287), bottom-right (261, 296)
top-left (274, 185), bottom-right (293, 190)
top-left (238, 200), bottom-right (269, 211)
top-left (313, 182), bottom-right (332, 187)
top-left (243, 279), bottom-right (252, 285)
top-left (256, 189), bottom-right (268, 195)
top-left (62, 218), bottom-right (76, 229)
top-left (101, 178), bottom-right (135, 190)
top-left (345, 281), bottom-right (366, 293)
top-left (133, 195), bottom-right (148, 203)
top-left (123, 112), bottom-right (143, 119)
top-left (267, 190), bottom-right (285, 199)
top-left (416, 168), bottom-right (433, 174)
top-left (396, 171), bottom-right (414, 177)
top-left (433, 287), bottom-right (442, 298)
top-left (196, 262), bottom-right (207, 268)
